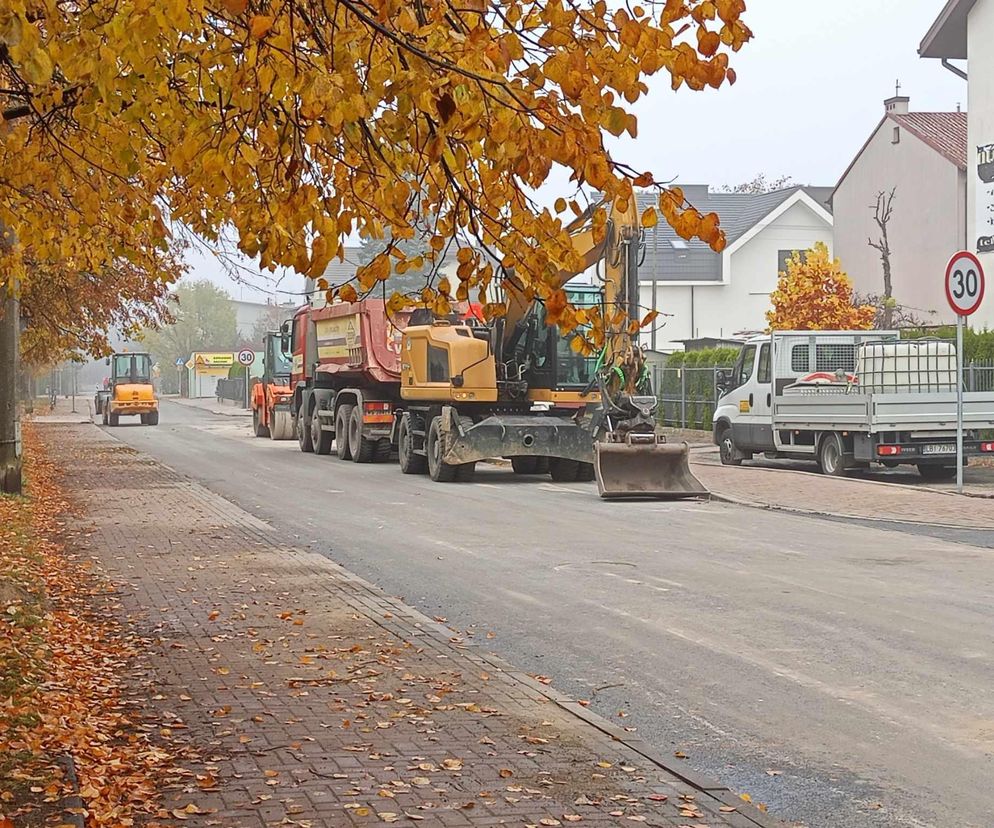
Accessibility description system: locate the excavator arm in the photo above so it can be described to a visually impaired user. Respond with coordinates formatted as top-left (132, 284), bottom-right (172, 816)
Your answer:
top-left (502, 196), bottom-right (707, 499)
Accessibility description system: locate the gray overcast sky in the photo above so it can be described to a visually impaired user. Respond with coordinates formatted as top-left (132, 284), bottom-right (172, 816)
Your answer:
top-left (186, 0), bottom-right (964, 301)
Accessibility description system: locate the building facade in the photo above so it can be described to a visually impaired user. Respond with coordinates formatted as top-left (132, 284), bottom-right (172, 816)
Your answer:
top-left (831, 96), bottom-right (968, 325)
top-left (634, 186), bottom-right (835, 351)
top-left (921, 0), bottom-right (994, 329)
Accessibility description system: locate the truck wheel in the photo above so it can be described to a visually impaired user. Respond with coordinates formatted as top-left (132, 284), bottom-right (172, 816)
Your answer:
top-left (253, 408), bottom-right (270, 437)
top-left (918, 464), bottom-right (957, 481)
top-left (349, 405), bottom-right (376, 463)
top-left (140, 414), bottom-right (148, 425)
top-left (108, 413), bottom-right (119, 427)
top-left (102, 406), bottom-right (108, 426)
top-left (511, 457), bottom-right (541, 475)
top-left (312, 412), bottom-right (333, 455)
top-left (335, 404), bottom-right (353, 460)
top-left (297, 414), bottom-right (314, 453)
top-left (398, 414), bottom-right (427, 475)
top-left (818, 434), bottom-right (850, 477)
top-left (718, 427), bottom-right (743, 466)
top-left (577, 462), bottom-right (596, 482)
top-left (427, 416), bottom-right (458, 482)
top-left (147, 410), bottom-right (159, 426)
top-left (549, 458), bottom-right (581, 482)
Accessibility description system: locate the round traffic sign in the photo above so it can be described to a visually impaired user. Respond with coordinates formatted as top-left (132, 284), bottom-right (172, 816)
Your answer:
top-left (945, 251), bottom-right (986, 316)
top-left (237, 348), bottom-right (255, 366)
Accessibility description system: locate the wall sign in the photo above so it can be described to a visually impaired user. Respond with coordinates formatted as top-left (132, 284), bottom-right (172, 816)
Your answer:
top-left (977, 143), bottom-right (994, 254)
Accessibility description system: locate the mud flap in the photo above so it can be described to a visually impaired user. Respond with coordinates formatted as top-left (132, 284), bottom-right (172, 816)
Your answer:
top-left (594, 436), bottom-right (709, 500)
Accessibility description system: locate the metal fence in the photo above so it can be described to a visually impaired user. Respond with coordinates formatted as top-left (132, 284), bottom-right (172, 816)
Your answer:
top-left (652, 358), bottom-right (994, 431)
top-left (216, 377), bottom-right (246, 404)
top-left (652, 365), bottom-right (725, 431)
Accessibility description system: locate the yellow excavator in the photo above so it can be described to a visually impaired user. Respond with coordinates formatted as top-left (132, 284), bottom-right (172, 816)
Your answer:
top-left (397, 197), bottom-right (707, 498)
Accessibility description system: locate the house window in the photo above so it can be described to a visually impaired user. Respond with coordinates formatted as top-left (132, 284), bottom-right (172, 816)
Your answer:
top-left (778, 249), bottom-right (801, 274)
top-left (892, 126), bottom-right (900, 144)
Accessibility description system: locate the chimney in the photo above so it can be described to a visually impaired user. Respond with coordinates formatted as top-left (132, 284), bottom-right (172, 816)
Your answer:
top-left (885, 95), bottom-right (910, 115)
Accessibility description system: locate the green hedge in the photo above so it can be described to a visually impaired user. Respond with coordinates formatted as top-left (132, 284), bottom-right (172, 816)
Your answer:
top-left (656, 347), bottom-right (740, 429)
top-left (901, 327), bottom-right (994, 363)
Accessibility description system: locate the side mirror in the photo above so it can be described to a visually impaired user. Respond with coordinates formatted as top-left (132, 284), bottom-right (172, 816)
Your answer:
top-left (105, 357), bottom-right (111, 366)
top-left (280, 333), bottom-right (291, 355)
top-left (715, 369), bottom-right (731, 394)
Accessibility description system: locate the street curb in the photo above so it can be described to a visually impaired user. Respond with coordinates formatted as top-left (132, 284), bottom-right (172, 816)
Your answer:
top-left (167, 397), bottom-right (252, 418)
top-left (708, 490), bottom-right (994, 532)
top-left (347, 576), bottom-right (783, 828)
top-left (83, 419), bottom-right (784, 828)
top-left (693, 451), bottom-right (993, 501)
top-left (58, 754), bottom-right (86, 828)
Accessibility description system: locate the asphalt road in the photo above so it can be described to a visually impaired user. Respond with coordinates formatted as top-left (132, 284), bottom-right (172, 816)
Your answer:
top-left (103, 401), bottom-right (994, 828)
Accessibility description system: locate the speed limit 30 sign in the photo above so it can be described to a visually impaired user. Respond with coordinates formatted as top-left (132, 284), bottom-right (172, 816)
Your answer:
top-left (945, 251), bottom-right (986, 316)
top-left (237, 348), bottom-right (255, 367)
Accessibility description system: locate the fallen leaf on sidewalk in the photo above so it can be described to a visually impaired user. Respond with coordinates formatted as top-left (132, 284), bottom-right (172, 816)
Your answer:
top-left (442, 758), bottom-right (463, 771)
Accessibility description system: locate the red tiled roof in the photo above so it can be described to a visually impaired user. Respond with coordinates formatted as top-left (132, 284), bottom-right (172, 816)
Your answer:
top-left (890, 111), bottom-right (968, 170)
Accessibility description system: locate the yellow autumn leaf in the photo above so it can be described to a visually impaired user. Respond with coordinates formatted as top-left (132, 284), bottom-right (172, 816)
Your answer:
top-left (249, 15), bottom-right (273, 38)
top-left (640, 208), bottom-right (658, 229)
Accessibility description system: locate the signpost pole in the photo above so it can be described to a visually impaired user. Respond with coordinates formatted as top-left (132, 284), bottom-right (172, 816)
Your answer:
top-left (957, 314), bottom-right (965, 494)
top-left (245, 363), bottom-right (250, 410)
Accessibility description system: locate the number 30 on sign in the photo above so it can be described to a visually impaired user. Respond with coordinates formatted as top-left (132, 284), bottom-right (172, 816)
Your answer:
top-left (945, 251), bottom-right (986, 317)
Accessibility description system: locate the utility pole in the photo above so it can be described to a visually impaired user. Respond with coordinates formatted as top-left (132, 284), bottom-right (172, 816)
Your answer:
top-left (0, 277), bottom-right (20, 494)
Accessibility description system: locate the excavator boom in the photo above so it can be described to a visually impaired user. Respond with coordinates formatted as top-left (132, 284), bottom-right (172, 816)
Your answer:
top-left (558, 197), bottom-right (709, 499)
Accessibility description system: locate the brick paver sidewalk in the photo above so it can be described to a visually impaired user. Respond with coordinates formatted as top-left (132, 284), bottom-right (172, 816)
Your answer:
top-left (41, 423), bottom-right (781, 828)
top-left (692, 456), bottom-right (994, 529)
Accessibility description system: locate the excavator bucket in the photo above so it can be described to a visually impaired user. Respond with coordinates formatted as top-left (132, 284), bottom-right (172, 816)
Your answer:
top-left (594, 436), bottom-right (709, 499)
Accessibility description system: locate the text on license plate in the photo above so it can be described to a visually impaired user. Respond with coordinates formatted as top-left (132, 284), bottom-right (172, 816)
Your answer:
top-left (922, 444), bottom-right (956, 455)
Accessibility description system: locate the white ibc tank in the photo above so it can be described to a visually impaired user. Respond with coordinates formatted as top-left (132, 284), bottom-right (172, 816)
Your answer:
top-left (857, 340), bottom-right (957, 393)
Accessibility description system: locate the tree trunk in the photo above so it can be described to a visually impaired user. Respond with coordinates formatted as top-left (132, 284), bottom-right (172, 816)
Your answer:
top-left (0, 285), bottom-right (22, 494)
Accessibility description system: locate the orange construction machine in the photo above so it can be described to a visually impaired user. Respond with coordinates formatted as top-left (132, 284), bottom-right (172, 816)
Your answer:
top-left (251, 331), bottom-right (294, 439)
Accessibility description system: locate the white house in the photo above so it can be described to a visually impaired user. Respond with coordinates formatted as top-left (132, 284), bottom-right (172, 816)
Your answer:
top-left (634, 186), bottom-right (835, 351)
top-left (921, 0), bottom-right (994, 329)
top-left (831, 95), bottom-right (968, 325)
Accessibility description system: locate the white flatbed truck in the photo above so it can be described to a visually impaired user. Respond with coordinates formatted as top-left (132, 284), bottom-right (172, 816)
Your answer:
top-left (712, 331), bottom-right (994, 480)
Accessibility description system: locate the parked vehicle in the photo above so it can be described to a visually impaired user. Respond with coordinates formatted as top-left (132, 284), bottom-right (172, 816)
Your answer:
top-left (288, 200), bottom-right (706, 498)
top-left (251, 331), bottom-right (294, 440)
top-left (713, 331), bottom-right (994, 479)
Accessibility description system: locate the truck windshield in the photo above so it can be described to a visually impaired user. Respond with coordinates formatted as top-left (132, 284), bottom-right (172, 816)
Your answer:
top-left (113, 354), bottom-right (152, 384)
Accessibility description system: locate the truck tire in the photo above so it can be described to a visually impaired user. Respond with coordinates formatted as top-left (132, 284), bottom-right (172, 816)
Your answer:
top-left (253, 408), bottom-right (270, 437)
top-left (577, 462), bottom-right (596, 482)
top-left (817, 434), bottom-right (850, 477)
top-left (140, 414), bottom-right (148, 425)
top-left (312, 412), bottom-right (333, 455)
top-left (108, 413), bottom-right (119, 427)
top-left (349, 405), bottom-right (376, 463)
top-left (147, 410), bottom-right (159, 426)
top-left (297, 414), bottom-right (314, 453)
top-left (102, 406), bottom-right (108, 426)
top-left (718, 426), bottom-right (743, 466)
top-left (427, 416), bottom-right (459, 482)
top-left (335, 404), bottom-right (353, 460)
top-left (511, 456), bottom-right (541, 475)
top-left (398, 413), bottom-right (427, 475)
top-left (549, 458), bottom-right (581, 482)
top-left (918, 464), bottom-right (956, 481)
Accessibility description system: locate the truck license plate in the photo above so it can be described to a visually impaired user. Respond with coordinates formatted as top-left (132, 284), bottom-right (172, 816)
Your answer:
top-left (922, 444), bottom-right (956, 455)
